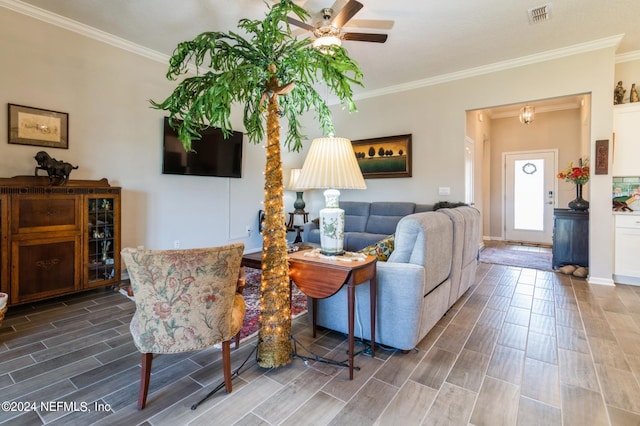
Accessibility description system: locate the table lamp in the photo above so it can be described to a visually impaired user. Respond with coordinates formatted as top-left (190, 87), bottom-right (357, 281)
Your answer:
top-left (296, 136), bottom-right (366, 255)
top-left (287, 168), bottom-right (306, 214)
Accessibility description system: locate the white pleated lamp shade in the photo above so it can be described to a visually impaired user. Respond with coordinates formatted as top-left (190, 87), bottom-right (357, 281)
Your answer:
top-left (287, 168), bottom-right (303, 190)
top-left (296, 137), bottom-right (367, 190)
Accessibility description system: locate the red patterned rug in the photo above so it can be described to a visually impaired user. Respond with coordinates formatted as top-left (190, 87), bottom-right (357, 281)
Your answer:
top-left (240, 268), bottom-right (308, 341)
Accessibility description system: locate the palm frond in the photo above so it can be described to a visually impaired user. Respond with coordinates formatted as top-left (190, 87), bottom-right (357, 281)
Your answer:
top-left (151, 0), bottom-right (363, 152)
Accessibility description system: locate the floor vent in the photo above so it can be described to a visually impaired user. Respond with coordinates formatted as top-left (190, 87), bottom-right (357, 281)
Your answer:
top-left (528, 3), bottom-right (552, 24)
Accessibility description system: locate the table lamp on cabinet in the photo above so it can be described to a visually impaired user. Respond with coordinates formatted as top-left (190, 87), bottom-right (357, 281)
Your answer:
top-left (296, 136), bottom-right (366, 255)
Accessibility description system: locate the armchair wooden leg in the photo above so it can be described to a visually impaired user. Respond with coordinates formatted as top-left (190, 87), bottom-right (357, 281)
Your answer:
top-left (222, 340), bottom-right (232, 393)
top-left (234, 330), bottom-right (241, 349)
top-left (138, 353), bottom-right (153, 410)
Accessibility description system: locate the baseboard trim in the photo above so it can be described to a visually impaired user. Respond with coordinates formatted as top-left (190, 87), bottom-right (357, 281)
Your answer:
top-left (613, 274), bottom-right (640, 286)
top-left (587, 276), bottom-right (615, 286)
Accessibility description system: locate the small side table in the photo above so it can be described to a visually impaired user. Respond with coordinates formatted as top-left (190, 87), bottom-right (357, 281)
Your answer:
top-left (287, 211), bottom-right (309, 244)
top-left (287, 211), bottom-right (309, 230)
top-left (288, 250), bottom-right (377, 379)
top-left (291, 225), bottom-right (304, 243)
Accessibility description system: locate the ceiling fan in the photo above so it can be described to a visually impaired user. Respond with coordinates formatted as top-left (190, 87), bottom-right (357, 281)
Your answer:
top-left (287, 0), bottom-right (392, 45)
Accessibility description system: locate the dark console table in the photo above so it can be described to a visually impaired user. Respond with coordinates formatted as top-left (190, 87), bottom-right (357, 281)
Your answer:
top-left (552, 209), bottom-right (589, 268)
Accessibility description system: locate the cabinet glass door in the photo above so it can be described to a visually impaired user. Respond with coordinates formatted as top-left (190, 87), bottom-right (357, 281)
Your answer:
top-left (87, 196), bottom-right (118, 284)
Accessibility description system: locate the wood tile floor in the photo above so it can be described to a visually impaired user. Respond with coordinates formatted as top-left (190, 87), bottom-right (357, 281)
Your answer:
top-left (1, 262), bottom-right (640, 425)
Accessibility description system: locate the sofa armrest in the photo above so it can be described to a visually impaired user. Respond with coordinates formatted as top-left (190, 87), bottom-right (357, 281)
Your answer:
top-left (376, 261), bottom-right (426, 300)
top-left (373, 262), bottom-right (427, 349)
top-left (377, 261), bottom-right (423, 285)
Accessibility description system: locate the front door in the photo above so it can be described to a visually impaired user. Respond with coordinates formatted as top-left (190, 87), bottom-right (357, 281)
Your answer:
top-left (504, 150), bottom-right (556, 244)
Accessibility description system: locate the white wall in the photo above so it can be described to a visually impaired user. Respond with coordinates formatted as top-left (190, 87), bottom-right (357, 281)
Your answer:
top-left (288, 48), bottom-right (617, 284)
top-left (0, 8), bottom-right (265, 253)
top-left (0, 7), bottom-right (625, 284)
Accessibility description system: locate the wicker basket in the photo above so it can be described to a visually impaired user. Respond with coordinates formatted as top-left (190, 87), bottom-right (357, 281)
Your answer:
top-left (0, 306), bottom-right (6, 328)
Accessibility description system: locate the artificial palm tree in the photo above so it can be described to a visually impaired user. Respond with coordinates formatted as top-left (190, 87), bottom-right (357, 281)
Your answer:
top-left (151, 0), bottom-right (363, 367)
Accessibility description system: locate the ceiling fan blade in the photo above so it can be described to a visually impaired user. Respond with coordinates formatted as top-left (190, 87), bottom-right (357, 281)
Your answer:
top-left (342, 32), bottom-right (388, 43)
top-left (345, 19), bottom-right (395, 30)
top-left (329, 0), bottom-right (350, 13)
top-left (287, 16), bottom-right (315, 32)
top-left (331, 0), bottom-right (363, 28)
top-left (291, 28), bottom-right (308, 37)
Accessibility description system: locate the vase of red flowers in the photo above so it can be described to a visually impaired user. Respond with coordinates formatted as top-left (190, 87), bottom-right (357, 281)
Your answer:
top-left (557, 157), bottom-right (590, 211)
top-left (568, 183), bottom-right (589, 211)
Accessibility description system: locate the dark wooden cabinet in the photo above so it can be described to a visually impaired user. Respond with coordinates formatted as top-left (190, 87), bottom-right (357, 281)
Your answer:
top-left (12, 235), bottom-right (81, 302)
top-left (0, 176), bottom-right (121, 305)
top-left (0, 195), bottom-right (8, 299)
top-left (552, 209), bottom-right (589, 268)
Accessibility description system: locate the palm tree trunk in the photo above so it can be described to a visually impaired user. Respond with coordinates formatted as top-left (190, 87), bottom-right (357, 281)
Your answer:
top-left (257, 92), bottom-right (292, 367)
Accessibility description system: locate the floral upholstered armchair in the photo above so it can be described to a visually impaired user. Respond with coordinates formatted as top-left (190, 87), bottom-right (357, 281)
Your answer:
top-left (121, 243), bottom-right (245, 410)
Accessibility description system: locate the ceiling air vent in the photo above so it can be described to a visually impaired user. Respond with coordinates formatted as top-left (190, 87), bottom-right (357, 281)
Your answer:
top-left (528, 3), bottom-right (552, 24)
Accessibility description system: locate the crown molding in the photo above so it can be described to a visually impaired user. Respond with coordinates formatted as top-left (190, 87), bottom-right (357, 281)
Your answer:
top-left (0, 0), bottom-right (170, 64)
top-left (355, 34), bottom-right (625, 102)
top-left (616, 49), bottom-right (640, 63)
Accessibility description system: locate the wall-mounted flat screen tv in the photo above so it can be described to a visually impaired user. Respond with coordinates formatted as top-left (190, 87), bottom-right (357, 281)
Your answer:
top-left (162, 117), bottom-right (243, 178)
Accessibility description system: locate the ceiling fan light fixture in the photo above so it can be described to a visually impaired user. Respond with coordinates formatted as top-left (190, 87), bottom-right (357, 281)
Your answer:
top-left (519, 105), bottom-right (535, 124)
top-left (313, 35), bottom-right (342, 49)
top-left (289, 0), bottom-right (389, 46)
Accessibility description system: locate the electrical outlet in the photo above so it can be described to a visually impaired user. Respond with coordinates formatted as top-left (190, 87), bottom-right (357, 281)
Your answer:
top-left (173, 240), bottom-right (180, 249)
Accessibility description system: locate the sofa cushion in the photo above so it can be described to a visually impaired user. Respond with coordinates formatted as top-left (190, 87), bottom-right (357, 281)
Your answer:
top-left (344, 232), bottom-right (386, 252)
top-left (358, 234), bottom-right (395, 261)
top-left (365, 202), bottom-right (416, 235)
top-left (342, 201), bottom-right (370, 233)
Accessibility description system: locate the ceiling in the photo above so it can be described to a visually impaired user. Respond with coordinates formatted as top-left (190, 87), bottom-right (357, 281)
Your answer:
top-left (5, 0), bottom-right (640, 105)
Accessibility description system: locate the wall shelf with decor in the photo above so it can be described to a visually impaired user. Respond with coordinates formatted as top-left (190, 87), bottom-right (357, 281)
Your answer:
top-left (0, 176), bottom-right (121, 306)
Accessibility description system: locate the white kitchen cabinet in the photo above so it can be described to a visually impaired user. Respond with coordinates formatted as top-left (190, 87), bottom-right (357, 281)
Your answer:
top-left (613, 103), bottom-right (640, 176)
top-left (614, 213), bottom-right (640, 285)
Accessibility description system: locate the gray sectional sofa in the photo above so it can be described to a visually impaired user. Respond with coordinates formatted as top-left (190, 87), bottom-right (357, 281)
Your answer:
top-left (307, 205), bottom-right (481, 351)
top-left (303, 201), bottom-right (433, 251)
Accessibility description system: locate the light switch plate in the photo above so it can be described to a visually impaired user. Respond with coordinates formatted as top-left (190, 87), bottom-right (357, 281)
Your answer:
top-left (438, 187), bottom-right (451, 196)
